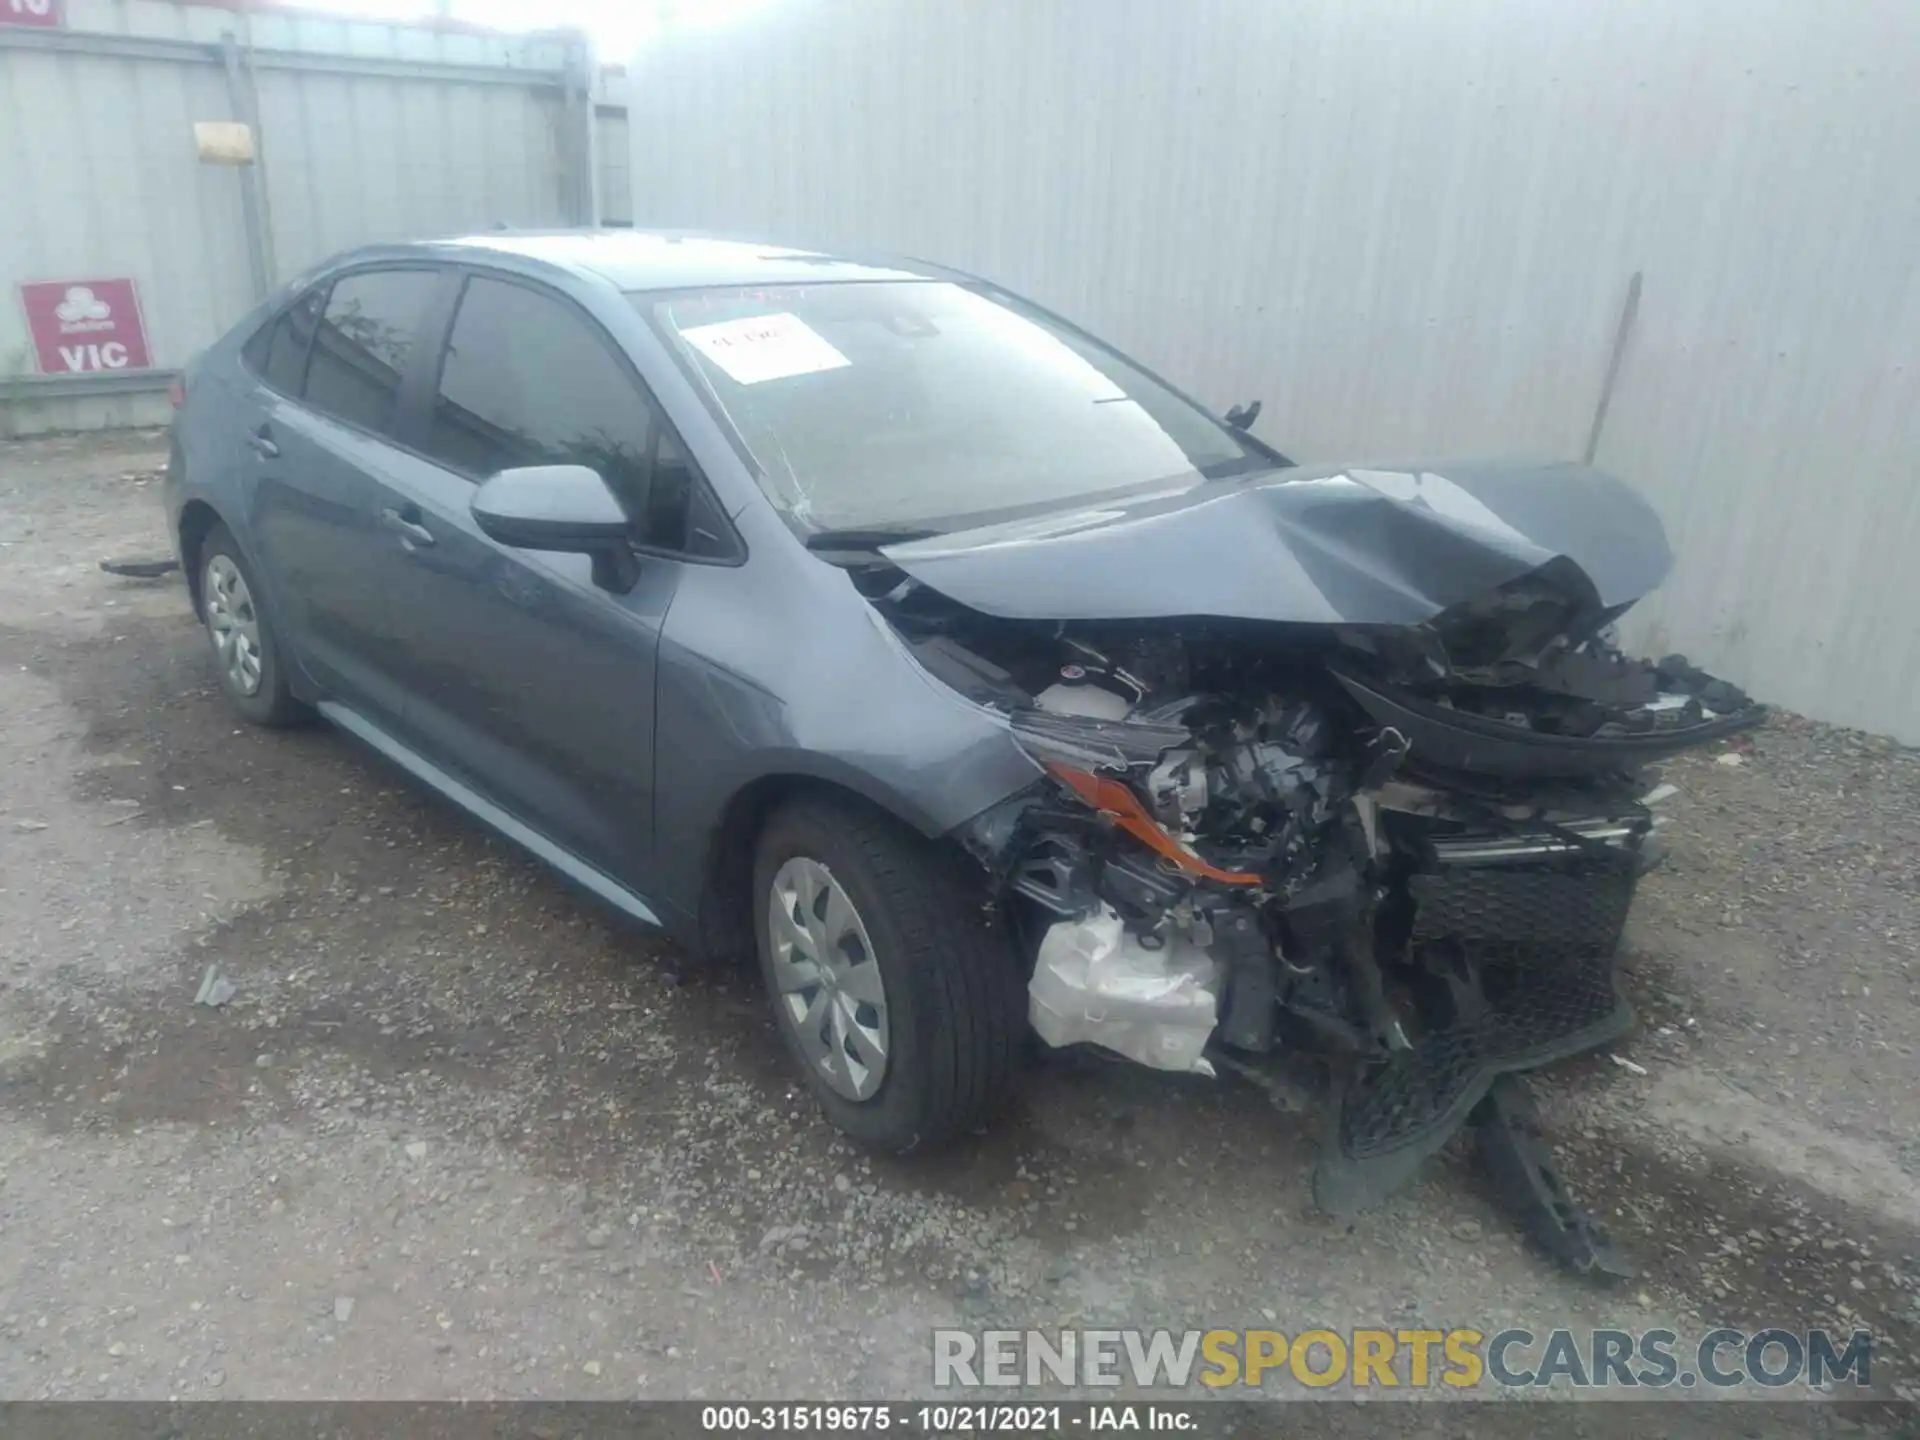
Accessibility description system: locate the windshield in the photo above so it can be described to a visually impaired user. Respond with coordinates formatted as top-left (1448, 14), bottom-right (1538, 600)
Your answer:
top-left (641, 281), bottom-right (1267, 534)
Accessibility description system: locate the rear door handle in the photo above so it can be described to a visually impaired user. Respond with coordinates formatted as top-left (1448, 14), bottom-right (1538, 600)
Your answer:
top-left (247, 424), bottom-right (279, 459)
top-left (380, 505), bottom-right (437, 550)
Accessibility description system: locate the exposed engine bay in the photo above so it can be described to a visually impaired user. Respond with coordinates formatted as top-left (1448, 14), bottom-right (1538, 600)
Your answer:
top-left (851, 539), bottom-right (1764, 1276)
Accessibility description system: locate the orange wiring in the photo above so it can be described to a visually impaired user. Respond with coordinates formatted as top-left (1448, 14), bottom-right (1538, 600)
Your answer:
top-left (1047, 763), bottom-right (1264, 887)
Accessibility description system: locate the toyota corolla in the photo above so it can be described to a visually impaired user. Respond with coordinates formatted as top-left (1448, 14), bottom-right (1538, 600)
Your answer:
top-left (165, 232), bottom-right (1758, 1272)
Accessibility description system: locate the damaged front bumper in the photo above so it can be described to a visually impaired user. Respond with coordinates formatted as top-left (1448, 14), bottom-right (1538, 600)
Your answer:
top-left (920, 565), bottom-right (1756, 1272)
top-left (972, 719), bottom-right (1689, 1269)
top-left (1334, 668), bottom-right (1758, 779)
top-left (1009, 805), bottom-right (1648, 1273)
top-left (1314, 938), bottom-right (1632, 1217)
top-left (1001, 779), bottom-right (1652, 1062)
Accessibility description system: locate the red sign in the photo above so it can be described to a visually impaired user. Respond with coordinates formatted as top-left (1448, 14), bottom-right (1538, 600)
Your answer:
top-left (0, 0), bottom-right (63, 28)
top-left (19, 279), bottom-right (152, 374)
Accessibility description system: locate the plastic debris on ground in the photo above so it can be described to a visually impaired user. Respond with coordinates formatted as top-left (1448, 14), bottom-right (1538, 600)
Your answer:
top-left (193, 964), bottom-right (236, 1007)
top-left (99, 556), bottom-right (180, 578)
top-left (1028, 905), bottom-right (1220, 1076)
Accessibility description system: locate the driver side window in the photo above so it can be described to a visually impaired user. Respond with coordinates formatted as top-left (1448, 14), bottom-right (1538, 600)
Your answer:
top-left (422, 274), bottom-right (716, 555)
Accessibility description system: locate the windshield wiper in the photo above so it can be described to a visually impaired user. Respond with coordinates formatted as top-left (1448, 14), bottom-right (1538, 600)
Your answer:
top-left (803, 526), bottom-right (943, 552)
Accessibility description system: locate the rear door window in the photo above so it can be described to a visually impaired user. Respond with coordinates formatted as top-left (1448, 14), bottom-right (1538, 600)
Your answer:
top-left (242, 283), bottom-right (327, 396)
top-left (302, 269), bottom-right (439, 436)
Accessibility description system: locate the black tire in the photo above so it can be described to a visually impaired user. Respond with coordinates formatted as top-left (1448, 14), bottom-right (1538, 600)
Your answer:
top-left (197, 523), bottom-right (306, 728)
top-left (752, 796), bottom-right (1025, 1154)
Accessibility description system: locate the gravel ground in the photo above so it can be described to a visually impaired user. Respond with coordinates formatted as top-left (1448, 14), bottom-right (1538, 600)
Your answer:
top-left (0, 431), bottom-right (1915, 1428)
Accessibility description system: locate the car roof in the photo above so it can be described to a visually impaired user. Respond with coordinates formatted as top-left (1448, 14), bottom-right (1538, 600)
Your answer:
top-left (399, 229), bottom-right (964, 293)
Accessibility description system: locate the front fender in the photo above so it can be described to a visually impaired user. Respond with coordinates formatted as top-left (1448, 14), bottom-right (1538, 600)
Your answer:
top-left (647, 551), bottom-right (1042, 931)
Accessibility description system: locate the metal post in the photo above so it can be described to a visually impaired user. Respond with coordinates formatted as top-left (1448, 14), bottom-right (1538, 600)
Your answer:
top-left (1584, 270), bottom-right (1642, 465)
top-left (583, 37), bottom-right (602, 227)
top-left (567, 32), bottom-right (599, 226)
top-left (220, 30), bottom-right (275, 302)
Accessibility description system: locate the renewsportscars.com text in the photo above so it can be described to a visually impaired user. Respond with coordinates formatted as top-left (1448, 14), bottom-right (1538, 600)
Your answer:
top-left (932, 1326), bottom-right (1873, 1391)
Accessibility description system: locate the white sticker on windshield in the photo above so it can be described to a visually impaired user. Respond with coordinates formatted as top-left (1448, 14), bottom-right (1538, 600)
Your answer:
top-left (678, 312), bottom-right (851, 386)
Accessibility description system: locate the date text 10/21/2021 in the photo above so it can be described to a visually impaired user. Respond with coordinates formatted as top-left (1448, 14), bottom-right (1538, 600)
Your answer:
top-left (700, 1404), bottom-right (1199, 1432)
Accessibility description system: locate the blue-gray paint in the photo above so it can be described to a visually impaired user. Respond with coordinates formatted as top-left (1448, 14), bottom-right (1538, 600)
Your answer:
top-left (166, 232), bottom-right (1047, 954)
top-left (880, 459), bottom-right (1671, 626)
top-left (317, 700), bottom-right (663, 928)
top-left (168, 229), bottom-right (1705, 957)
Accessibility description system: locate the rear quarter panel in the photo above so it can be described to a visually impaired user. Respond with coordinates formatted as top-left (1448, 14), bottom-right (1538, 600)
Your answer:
top-left (169, 322), bottom-right (322, 696)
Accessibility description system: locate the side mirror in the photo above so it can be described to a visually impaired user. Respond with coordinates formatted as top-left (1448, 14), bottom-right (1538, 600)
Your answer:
top-left (471, 465), bottom-right (638, 592)
top-left (1224, 399), bottom-right (1262, 432)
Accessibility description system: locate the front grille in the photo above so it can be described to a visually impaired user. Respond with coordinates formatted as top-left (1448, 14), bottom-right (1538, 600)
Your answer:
top-left (1339, 949), bottom-right (1628, 1159)
top-left (1312, 947), bottom-right (1634, 1216)
top-left (1409, 860), bottom-right (1638, 959)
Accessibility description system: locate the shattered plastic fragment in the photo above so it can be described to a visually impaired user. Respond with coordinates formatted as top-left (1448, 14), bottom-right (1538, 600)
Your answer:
top-left (1028, 906), bottom-right (1220, 1075)
top-left (99, 556), bottom-right (181, 579)
top-left (193, 964), bottom-right (236, 1008)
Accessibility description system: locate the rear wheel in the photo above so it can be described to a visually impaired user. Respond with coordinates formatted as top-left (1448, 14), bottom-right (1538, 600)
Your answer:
top-left (753, 796), bottom-right (1025, 1153)
top-left (198, 524), bottom-right (304, 727)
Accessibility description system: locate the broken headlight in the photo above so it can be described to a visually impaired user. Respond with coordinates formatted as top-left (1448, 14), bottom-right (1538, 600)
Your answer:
top-left (1007, 708), bottom-right (1263, 888)
top-left (1005, 706), bottom-right (1190, 773)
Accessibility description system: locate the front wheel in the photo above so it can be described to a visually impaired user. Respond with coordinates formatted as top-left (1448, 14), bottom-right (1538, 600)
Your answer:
top-left (752, 796), bottom-right (1025, 1154)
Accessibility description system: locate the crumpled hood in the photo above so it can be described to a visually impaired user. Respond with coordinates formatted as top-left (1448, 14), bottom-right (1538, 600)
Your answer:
top-left (878, 460), bottom-right (1673, 627)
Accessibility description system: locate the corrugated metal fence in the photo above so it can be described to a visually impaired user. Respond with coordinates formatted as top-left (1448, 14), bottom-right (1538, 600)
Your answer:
top-left (1, 0), bottom-right (598, 434)
top-left (625, 0), bottom-right (1920, 741)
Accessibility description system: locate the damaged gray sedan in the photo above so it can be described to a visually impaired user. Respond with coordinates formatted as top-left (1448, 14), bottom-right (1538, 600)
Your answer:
top-left (167, 232), bottom-right (1760, 1274)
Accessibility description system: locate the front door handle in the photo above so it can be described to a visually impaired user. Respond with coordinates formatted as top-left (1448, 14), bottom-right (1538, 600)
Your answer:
top-left (247, 424), bottom-right (279, 459)
top-left (380, 506), bottom-right (437, 550)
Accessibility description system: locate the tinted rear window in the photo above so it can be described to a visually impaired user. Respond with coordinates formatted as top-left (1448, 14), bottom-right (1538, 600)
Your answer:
top-left (266, 286), bottom-right (325, 394)
top-left (241, 283), bottom-right (325, 395)
top-left (303, 270), bottom-right (438, 435)
top-left (241, 316), bottom-right (274, 374)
